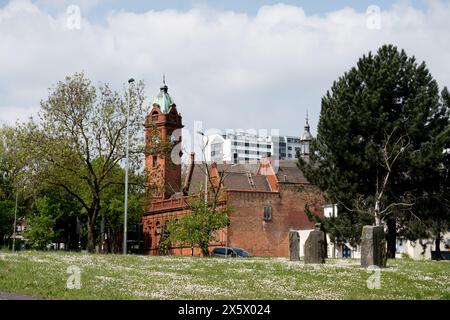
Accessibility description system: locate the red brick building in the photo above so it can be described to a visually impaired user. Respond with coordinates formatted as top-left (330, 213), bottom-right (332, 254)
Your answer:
top-left (142, 81), bottom-right (325, 257)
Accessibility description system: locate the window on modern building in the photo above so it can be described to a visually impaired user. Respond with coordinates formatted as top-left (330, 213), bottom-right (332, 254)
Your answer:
top-left (263, 206), bottom-right (272, 221)
top-left (288, 146), bottom-right (292, 151)
top-left (288, 154), bottom-right (292, 158)
top-left (245, 142), bottom-right (249, 147)
top-left (245, 150), bottom-right (249, 154)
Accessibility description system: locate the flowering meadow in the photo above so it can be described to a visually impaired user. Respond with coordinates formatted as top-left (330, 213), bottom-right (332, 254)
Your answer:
top-left (0, 250), bottom-right (448, 300)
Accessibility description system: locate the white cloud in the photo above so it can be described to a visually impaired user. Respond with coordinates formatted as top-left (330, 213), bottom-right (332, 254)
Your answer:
top-left (1, 0), bottom-right (450, 140)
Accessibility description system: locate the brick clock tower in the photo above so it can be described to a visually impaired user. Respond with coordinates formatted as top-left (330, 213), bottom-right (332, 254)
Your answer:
top-left (145, 78), bottom-right (183, 201)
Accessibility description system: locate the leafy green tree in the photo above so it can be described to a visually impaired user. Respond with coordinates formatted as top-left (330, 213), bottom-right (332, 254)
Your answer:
top-left (25, 196), bottom-right (59, 249)
top-left (0, 125), bottom-right (29, 247)
top-left (99, 162), bottom-right (145, 253)
top-left (299, 44), bottom-right (449, 256)
top-left (164, 197), bottom-right (229, 256)
top-left (17, 72), bottom-right (146, 252)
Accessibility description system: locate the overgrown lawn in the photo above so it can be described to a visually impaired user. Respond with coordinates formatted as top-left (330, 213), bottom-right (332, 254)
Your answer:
top-left (0, 250), bottom-right (448, 299)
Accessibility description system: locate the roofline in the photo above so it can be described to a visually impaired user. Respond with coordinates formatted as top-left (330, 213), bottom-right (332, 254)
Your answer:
top-left (226, 189), bottom-right (279, 195)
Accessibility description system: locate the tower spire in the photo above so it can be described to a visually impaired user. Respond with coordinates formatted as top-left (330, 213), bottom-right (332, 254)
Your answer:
top-left (305, 109), bottom-right (310, 129)
top-left (160, 73), bottom-right (168, 93)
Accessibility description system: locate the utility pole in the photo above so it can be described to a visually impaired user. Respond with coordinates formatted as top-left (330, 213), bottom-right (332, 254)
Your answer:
top-left (123, 78), bottom-right (135, 255)
top-left (12, 191), bottom-right (18, 253)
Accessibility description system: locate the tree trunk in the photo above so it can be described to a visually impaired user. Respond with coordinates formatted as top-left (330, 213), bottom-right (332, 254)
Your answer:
top-left (386, 217), bottom-right (396, 259)
top-left (435, 233), bottom-right (441, 260)
top-left (87, 219), bottom-right (95, 253)
top-left (322, 229), bottom-right (328, 258)
top-left (199, 241), bottom-right (209, 257)
top-left (86, 205), bottom-right (100, 253)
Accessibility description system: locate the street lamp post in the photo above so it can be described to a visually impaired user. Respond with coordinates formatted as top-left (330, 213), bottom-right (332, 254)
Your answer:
top-left (123, 78), bottom-right (135, 255)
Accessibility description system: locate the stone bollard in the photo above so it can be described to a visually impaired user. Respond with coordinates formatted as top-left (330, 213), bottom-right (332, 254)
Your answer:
top-left (361, 225), bottom-right (386, 268)
top-left (289, 230), bottom-right (300, 261)
top-left (304, 224), bottom-right (325, 264)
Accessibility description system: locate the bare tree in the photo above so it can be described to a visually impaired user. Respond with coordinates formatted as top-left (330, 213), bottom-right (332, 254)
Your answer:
top-left (337, 129), bottom-right (413, 227)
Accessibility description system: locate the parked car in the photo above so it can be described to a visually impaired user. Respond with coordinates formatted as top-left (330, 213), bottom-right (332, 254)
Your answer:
top-left (211, 247), bottom-right (252, 258)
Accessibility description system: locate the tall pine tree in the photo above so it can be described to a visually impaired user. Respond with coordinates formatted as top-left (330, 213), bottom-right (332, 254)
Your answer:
top-left (299, 44), bottom-right (449, 257)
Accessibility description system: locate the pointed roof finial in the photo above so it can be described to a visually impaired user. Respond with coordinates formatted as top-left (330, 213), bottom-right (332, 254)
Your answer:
top-left (306, 109), bottom-right (309, 126)
top-left (302, 109), bottom-right (312, 141)
top-left (160, 73), bottom-right (168, 93)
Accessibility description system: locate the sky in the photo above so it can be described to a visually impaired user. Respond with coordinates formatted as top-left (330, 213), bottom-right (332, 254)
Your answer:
top-left (1, 0), bottom-right (449, 143)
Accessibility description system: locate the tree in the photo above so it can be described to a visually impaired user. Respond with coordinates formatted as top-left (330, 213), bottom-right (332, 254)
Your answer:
top-left (401, 88), bottom-right (450, 258)
top-left (162, 137), bottom-right (233, 256)
top-left (0, 125), bottom-right (29, 247)
top-left (299, 44), bottom-right (449, 256)
top-left (164, 197), bottom-right (230, 256)
top-left (18, 72), bottom-right (146, 252)
top-left (25, 196), bottom-right (59, 249)
top-left (99, 162), bottom-right (145, 253)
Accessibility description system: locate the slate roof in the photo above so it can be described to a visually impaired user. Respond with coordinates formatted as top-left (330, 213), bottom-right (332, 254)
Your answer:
top-left (187, 160), bottom-right (308, 194)
top-left (275, 160), bottom-right (309, 184)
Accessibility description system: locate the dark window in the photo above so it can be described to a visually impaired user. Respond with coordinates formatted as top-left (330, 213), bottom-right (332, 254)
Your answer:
top-left (245, 142), bottom-right (249, 147)
top-left (213, 248), bottom-right (225, 255)
top-left (245, 150), bottom-right (249, 154)
top-left (152, 155), bottom-right (157, 167)
top-left (233, 141), bottom-right (237, 146)
top-left (288, 146), bottom-right (292, 151)
top-left (263, 206), bottom-right (272, 221)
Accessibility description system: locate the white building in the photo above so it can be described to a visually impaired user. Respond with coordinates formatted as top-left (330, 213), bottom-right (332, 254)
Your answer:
top-left (204, 116), bottom-right (311, 163)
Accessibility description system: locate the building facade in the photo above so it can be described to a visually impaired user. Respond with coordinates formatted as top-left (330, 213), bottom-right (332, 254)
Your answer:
top-left (204, 123), bottom-right (312, 163)
top-left (142, 82), bottom-right (325, 257)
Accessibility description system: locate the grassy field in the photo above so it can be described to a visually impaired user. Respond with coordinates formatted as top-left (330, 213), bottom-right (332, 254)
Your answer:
top-left (0, 250), bottom-right (448, 300)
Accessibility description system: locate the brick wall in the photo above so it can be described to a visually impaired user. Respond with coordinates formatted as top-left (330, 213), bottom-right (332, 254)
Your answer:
top-left (142, 184), bottom-right (325, 257)
top-left (226, 184), bottom-right (325, 257)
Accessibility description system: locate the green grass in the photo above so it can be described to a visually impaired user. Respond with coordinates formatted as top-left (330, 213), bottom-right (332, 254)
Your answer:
top-left (0, 250), bottom-right (448, 299)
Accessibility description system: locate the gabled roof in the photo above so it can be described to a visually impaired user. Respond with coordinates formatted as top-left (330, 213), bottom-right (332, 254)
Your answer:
top-left (275, 160), bottom-right (309, 184)
top-left (186, 159), bottom-right (309, 194)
